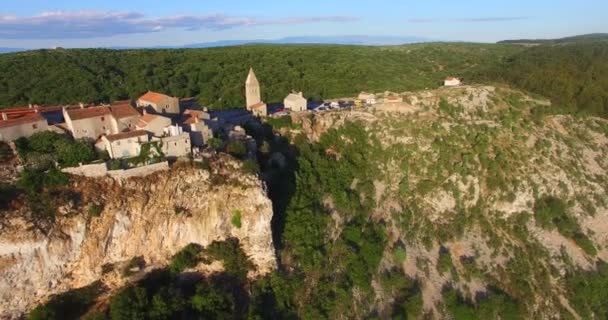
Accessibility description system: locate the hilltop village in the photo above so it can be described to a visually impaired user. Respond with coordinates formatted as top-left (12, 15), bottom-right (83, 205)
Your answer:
top-left (0, 68), bottom-right (461, 174)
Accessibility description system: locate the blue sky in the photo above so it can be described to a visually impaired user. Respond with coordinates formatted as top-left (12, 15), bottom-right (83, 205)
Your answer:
top-left (1, 0), bottom-right (606, 48)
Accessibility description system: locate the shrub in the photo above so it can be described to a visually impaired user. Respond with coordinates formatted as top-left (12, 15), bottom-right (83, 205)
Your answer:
top-left (534, 196), bottom-right (597, 256)
top-left (226, 140), bottom-right (247, 158)
top-left (208, 137), bottom-right (223, 149)
top-left (169, 243), bottom-right (203, 274)
top-left (88, 203), bottom-right (103, 217)
top-left (242, 159), bottom-right (259, 174)
top-left (231, 210), bottom-right (242, 229)
top-left (28, 282), bottom-right (105, 320)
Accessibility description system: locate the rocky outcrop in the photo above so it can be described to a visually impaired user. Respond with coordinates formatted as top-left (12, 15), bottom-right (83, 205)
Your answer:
top-left (0, 159), bottom-right (276, 318)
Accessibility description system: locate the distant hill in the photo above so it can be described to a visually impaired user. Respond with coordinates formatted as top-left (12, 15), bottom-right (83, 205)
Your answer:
top-left (182, 35), bottom-right (435, 48)
top-left (498, 33), bottom-right (608, 44)
top-left (0, 48), bottom-right (26, 54)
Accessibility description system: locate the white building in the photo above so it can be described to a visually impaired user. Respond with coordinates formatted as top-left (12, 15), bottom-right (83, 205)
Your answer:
top-left (136, 112), bottom-right (172, 137)
top-left (444, 77), bottom-right (461, 87)
top-left (358, 92), bottom-right (377, 105)
top-left (159, 133), bottom-right (191, 159)
top-left (284, 92), bottom-right (307, 112)
top-left (101, 130), bottom-right (149, 159)
top-left (110, 102), bottom-right (141, 132)
top-left (0, 113), bottom-right (49, 142)
top-left (137, 91), bottom-right (180, 114)
top-left (183, 112), bottom-right (213, 147)
top-left (245, 68), bottom-right (268, 117)
top-left (63, 106), bottom-right (115, 140)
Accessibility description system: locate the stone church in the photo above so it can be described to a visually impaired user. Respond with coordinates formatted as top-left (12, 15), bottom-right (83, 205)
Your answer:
top-left (245, 68), bottom-right (267, 117)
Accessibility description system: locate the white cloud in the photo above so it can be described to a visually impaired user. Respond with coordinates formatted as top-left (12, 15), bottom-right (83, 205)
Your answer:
top-left (0, 11), bottom-right (358, 39)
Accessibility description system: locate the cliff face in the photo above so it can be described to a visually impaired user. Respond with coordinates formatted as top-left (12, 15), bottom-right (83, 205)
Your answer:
top-left (0, 160), bottom-right (276, 318)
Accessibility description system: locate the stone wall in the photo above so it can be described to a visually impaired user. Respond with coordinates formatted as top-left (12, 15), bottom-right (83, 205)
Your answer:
top-left (107, 162), bottom-right (169, 180)
top-left (61, 162), bottom-right (107, 178)
top-left (62, 161), bottom-right (169, 180)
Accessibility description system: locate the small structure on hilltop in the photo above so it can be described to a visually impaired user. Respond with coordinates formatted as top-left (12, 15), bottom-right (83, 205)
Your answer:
top-left (101, 130), bottom-right (149, 159)
top-left (137, 91), bottom-right (180, 114)
top-left (444, 77), bottom-right (461, 87)
top-left (245, 68), bottom-right (267, 117)
top-left (384, 95), bottom-right (403, 103)
top-left (358, 92), bottom-right (377, 105)
top-left (284, 92), bottom-right (307, 112)
top-left (0, 113), bottom-right (48, 141)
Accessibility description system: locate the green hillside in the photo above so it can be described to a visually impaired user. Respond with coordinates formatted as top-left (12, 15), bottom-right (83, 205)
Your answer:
top-left (498, 33), bottom-right (608, 44)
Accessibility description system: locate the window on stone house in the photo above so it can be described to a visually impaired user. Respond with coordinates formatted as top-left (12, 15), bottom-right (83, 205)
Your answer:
top-left (116, 141), bottom-right (121, 146)
top-left (32, 124), bottom-right (38, 129)
top-left (101, 117), bottom-right (105, 121)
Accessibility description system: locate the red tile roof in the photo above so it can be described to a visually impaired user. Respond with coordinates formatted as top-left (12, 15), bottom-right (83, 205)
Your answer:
top-left (136, 114), bottom-right (159, 127)
top-left (249, 102), bottom-right (266, 109)
top-left (139, 91), bottom-right (170, 104)
top-left (104, 130), bottom-right (148, 142)
top-left (446, 77), bottom-right (459, 81)
top-left (110, 104), bottom-right (140, 119)
top-left (66, 106), bottom-right (111, 121)
top-left (0, 113), bottom-right (45, 129)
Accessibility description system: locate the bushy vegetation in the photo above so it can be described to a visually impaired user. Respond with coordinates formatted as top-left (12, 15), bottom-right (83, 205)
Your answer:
top-left (534, 196), bottom-right (596, 255)
top-left (104, 239), bottom-right (254, 320)
top-left (443, 287), bottom-right (524, 320)
top-left (480, 42), bottom-right (608, 117)
top-left (565, 262), bottom-right (608, 319)
top-left (15, 131), bottom-right (99, 168)
top-left (230, 210), bottom-right (242, 229)
top-left (27, 282), bottom-right (105, 320)
top-left (168, 243), bottom-right (203, 274)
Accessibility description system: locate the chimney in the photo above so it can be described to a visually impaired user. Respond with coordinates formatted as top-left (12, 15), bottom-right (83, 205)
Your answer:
top-left (28, 104), bottom-right (33, 109)
top-left (79, 103), bottom-right (84, 109)
top-left (1, 112), bottom-right (7, 121)
top-left (299, 92), bottom-right (303, 97)
top-left (194, 116), bottom-right (199, 124)
top-left (142, 108), bottom-right (147, 115)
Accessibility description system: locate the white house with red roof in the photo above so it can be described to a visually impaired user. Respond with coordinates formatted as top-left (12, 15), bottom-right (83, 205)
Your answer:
top-left (444, 77), bottom-right (462, 87)
top-left (135, 111), bottom-right (172, 137)
top-left (109, 102), bottom-right (141, 132)
top-left (137, 91), bottom-right (180, 114)
top-left (0, 113), bottom-right (48, 141)
top-left (63, 106), bottom-right (115, 140)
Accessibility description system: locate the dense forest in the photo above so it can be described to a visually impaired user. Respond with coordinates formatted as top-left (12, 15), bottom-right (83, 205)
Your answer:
top-left (0, 43), bottom-right (522, 109)
top-left (1, 41), bottom-right (607, 117)
top-left (480, 41), bottom-right (608, 117)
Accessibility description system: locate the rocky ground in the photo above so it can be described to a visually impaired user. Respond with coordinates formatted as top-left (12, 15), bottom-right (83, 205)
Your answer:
top-left (287, 85), bottom-right (608, 318)
top-left (0, 156), bottom-right (276, 318)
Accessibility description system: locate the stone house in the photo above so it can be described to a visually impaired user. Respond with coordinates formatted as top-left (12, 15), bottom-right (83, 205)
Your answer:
top-left (0, 113), bottom-right (49, 141)
top-left (158, 133), bottom-right (191, 159)
top-left (137, 91), bottom-right (180, 114)
top-left (110, 102), bottom-right (141, 132)
top-left (63, 106), bottom-right (115, 140)
top-left (182, 110), bottom-right (213, 147)
top-left (101, 130), bottom-right (149, 159)
top-left (136, 112), bottom-right (172, 137)
top-left (284, 92), bottom-right (307, 112)
top-left (444, 77), bottom-right (461, 87)
top-left (358, 92), bottom-right (377, 105)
